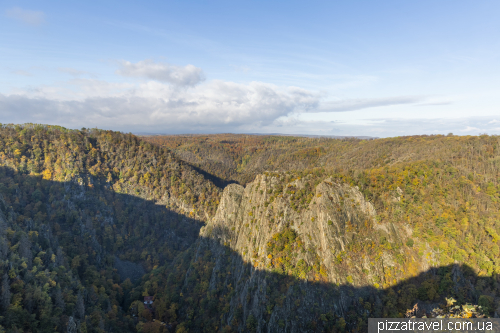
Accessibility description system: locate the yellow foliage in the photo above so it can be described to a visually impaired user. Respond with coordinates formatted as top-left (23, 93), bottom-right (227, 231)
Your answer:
top-left (42, 169), bottom-right (52, 180)
top-left (319, 265), bottom-right (327, 277)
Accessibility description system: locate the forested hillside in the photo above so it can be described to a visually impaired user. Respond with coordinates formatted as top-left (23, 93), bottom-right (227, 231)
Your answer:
top-left (142, 133), bottom-right (500, 186)
top-left (141, 133), bottom-right (500, 331)
top-left (0, 125), bottom-right (499, 332)
top-left (0, 124), bottom-right (219, 332)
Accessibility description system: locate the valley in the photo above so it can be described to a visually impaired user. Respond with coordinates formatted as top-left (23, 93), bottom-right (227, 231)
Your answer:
top-left (0, 125), bottom-right (499, 332)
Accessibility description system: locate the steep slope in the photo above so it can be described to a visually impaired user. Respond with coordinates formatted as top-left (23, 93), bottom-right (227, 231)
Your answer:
top-left (143, 133), bottom-right (500, 189)
top-left (142, 134), bottom-right (334, 185)
top-left (138, 168), bottom-right (497, 332)
top-left (135, 136), bottom-right (500, 332)
top-left (204, 174), bottom-right (392, 285)
top-left (192, 174), bottom-right (404, 331)
top-left (0, 124), bottom-right (221, 332)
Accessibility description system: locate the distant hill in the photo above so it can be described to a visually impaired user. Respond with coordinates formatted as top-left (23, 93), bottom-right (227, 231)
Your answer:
top-left (243, 133), bottom-right (377, 139)
top-left (137, 133), bottom-right (377, 140)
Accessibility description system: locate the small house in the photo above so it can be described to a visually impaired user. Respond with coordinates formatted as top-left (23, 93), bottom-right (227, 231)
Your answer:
top-left (144, 296), bottom-right (153, 305)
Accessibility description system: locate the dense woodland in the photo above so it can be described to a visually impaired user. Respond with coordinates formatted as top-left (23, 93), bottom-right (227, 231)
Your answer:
top-left (139, 133), bottom-right (500, 332)
top-left (144, 133), bottom-right (500, 278)
top-left (0, 125), bottom-right (499, 332)
top-left (0, 124), bottom-right (220, 332)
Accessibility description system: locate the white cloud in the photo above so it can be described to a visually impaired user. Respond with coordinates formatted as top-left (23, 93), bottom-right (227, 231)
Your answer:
top-left (11, 79), bottom-right (134, 101)
top-left (352, 118), bottom-right (498, 137)
top-left (3, 59), bottom-right (496, 137)
top-left (2, 79), bottom-right (499, 136)
top-left (416, 101), bottom-right (453, 106)
top-left (0, 78), bottom-right (320, 133)
top-left (460, 126), bottom-right (480, 132)
top-left (5, 7), bottom-right (45, 26)
top-left (116, 60), bottom-right (205, 86)
top-left (250, 116), bottom-right (500, 137)
top-left (317, 96), bottom-right (423, 112)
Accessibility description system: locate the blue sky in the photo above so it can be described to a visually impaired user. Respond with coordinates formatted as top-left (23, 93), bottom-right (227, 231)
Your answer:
top-left (1, 0), bottom-right (500, 136)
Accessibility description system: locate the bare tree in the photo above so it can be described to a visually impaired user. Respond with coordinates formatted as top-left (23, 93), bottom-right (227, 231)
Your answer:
top-left (56, 247), bottom-right (66, 267)
top-left (1, 274), bottom-right (11, 310)
top-left (54, 287), bottom-right (65, 311)
top-left (67, 316), bottom-right (77, 333)
top-left (19, 234), bottom-right (32, 268)
top-left (75, 291), bottom-right (85, 320)
top-left (0, 237), bottom-right (7, 260)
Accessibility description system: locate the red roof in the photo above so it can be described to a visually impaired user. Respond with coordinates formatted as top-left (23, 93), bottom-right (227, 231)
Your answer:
top-left (144, 296), bottom-right (153, 301)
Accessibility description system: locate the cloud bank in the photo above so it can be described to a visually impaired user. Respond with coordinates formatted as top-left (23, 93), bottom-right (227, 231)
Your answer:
top-left (116, 60), bottom-right (205, 86)
top-left (317, 96), bottom-right (423, 112)
top-left (1, 59), bottom-right (482, 136)
top-left (0, 78), bottom-right (320, 133)
top-left (259, 116), bottom-right (500, 138)
top-left (5, 7), bottom-right (45, 26)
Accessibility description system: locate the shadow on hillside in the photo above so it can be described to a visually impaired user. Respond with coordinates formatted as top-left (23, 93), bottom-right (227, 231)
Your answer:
top-left (153, 224), bottom-right (499, 333)
top-left (0, 165), bottom-right (204, 282)
top-left (2, 166), bottom-right (498, 333)
top-left (188, 164), bottom-right (240, 188)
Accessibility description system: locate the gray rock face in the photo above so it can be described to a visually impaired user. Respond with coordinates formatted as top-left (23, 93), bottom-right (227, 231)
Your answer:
top-left (203, 174), bottom-right (379, 285)
top-left (183, 174), bottom-right (407, 332)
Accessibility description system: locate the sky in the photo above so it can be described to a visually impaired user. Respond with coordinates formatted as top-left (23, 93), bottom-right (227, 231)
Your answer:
top-left (1, 0), bottom-right (500, 137)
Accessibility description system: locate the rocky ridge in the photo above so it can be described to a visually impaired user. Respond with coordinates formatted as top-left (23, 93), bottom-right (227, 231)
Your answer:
top-left (178, 173), bottom-right (426, 332)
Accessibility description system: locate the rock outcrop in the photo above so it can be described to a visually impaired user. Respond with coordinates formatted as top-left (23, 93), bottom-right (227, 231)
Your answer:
top-left (181, 173), bottom-right (415, 332)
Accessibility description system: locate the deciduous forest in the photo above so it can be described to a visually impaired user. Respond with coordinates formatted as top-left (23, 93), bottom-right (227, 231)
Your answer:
top-left (0, 125), bottom-right (499, 332)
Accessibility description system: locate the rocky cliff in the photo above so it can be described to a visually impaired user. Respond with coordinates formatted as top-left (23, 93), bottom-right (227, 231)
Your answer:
top-left (177, 173), bottom-right (423, 332)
